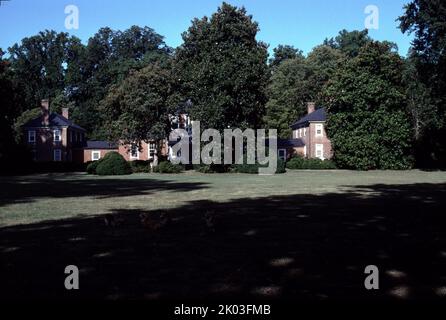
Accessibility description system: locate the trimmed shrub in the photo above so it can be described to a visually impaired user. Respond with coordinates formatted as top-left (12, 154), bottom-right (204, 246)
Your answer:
top-left (152, 161), bottom-right (183, 173)
top-left (130, 160), bottom-right (151, 173)
top-left (95, 152), bottom-right (132, 175)
top-left (286, 156), bottom-right (337, 170)
top-left (86, 160), bottom-right (102, 174)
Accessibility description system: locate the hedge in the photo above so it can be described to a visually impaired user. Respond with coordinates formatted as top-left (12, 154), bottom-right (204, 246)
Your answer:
top-left (95, 152), bottom-right (132, 175)
top-left (286, 156), bottom-right (337, 170)
top-left (152, 161), bottom-right (183, 173)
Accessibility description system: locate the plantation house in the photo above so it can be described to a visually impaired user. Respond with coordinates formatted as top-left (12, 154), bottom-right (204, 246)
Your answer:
top-left (276, 102), bottom-right (332, 161)
top-left (22, 100), bottom-right (332, 163)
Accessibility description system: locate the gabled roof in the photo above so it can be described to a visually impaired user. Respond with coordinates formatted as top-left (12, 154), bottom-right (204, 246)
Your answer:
top-left (84, 140), bottom-right (118, 150)
top-left (290, 107), bottom-right (326, 129)
top-left (23, 113), bottom-right (86, 131)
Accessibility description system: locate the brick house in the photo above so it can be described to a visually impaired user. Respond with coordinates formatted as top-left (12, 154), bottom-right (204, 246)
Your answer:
top-left (23, 99), bottom-right (175, 164)
top-left (277, 102), bottom-right (332, 161)
top-left (23, 99), bottom-right (87, 162)
top-left (23, 99), bottom-right (331, 164)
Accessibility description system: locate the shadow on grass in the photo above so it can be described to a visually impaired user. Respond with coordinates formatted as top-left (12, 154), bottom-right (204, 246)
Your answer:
top-left (1, 182), bottom-right (446, 301)
top-left (0, 174), bottom-right (209, 207)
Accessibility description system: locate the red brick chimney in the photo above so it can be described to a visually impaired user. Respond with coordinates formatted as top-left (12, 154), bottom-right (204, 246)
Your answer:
top-left (41, 99), bottom-right (50, 126)
top-left (62, 107), bottom-right (69, 119)
top-left (307, 102), bottom-right (315, 114)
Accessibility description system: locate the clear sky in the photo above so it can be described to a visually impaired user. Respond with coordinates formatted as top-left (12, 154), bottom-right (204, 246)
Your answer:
top-left (0, 0), bottom-right (413, 57)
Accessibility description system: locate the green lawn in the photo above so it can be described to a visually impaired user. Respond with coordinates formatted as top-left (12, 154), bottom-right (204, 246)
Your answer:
top-left (1, 170), bottom-right (446, 300)
top-left (2, 170), bottom-right (446, 226)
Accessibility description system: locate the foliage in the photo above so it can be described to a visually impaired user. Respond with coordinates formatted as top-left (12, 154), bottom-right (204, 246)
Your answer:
top-left (324, 29), bottom-right (372, 57)
top-left (269, 44), bottom-right (303, 69)
top-left (95, 152), bottom-right (132, 175)
top-left (100, 64), bottom-right (173, 148)
top-left (264, 45), bottom-right (344, 138)
top-left (286, 156), bottom-right (336, 170)
top-left (86, 160), bottom-right (102, 174)
top-left (152, 161), bottom-right (183, 173)
top-left (174, 2), bottom-right (269, 130)
top-left (129, 160), bottom-right (152, 173)
top-left (264, 57), bottom-right (312, 138)
top-left (322, 42), bottom-right (413, 170)
top-left (399, 0), bottom-right (446, 167)
top-left (12, 108), bottom-right (41, 143)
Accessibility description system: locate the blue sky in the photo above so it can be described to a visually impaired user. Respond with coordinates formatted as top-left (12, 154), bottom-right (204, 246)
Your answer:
top-left (0, 0), bottom-right (413, 56)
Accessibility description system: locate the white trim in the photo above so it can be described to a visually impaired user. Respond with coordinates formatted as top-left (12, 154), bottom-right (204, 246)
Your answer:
top-left (28, 130), bottom-right (36, 143)
top-left (315, 144), bottom-right (324, 160)
top-left (304, 145), bottom-right (307, 157)
top-left (53, 129), bottom-right (61, 142)
top-left (315, 123), bottom-right (323, 137)
top-left (148, 142), bottom-right (156, 159)
top-left (53, 149), bottom-right (62, 161)
top-left (91, 150), bottom-right (101, 161)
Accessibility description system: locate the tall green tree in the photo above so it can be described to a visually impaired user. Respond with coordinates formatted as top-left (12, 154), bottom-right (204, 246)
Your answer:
top-left (324, 29), bottom-right (372, 57)
top-left (264, 56), bottom-right (312, 138)
top-left (67, 26), bottom-right (172, 138)
top-left (264, 45), bottom-right (344, 138)
top-left (100, 64), bottom-right (173, 151)
top-left (174, 2), bottom-right (269, 130)
top-left (269, 44), bottom-right (303, 69)
top-left (323, 42), bottom-right (413, 170)
top-left (8, 30), bottom-right (81, 109)
top-left (399, 0), bottom-right (446, 167)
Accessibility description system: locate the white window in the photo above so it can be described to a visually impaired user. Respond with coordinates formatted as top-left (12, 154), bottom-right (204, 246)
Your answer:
top-left (304, 128), bottom-right (307, 136)
top-left (315, 124), bottom-right (323, 137)
top-left (278, 149), bottom-right (286, 161)
top-left (54, 129), bottom-right (61, 142)
top-left (91, 150), bottom-right (101, 161)
top-left (130, 144), bottom-right (139, 160)
top-left (315, 144), bottom-right (324, 160)
top-left (28, 130), bottom-right (36, 143)
top-left (304, 145), bottom-right (307, 157)
top-left (54, 149), bottom-right (62, 161)
top-left (148, 142), bottom-right (156, 159)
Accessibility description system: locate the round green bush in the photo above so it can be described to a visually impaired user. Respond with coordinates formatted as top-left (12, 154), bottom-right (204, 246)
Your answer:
top-left (95, 152), bottom-right (132, 175)
top-left (86, 160), bottom-right (102, 174)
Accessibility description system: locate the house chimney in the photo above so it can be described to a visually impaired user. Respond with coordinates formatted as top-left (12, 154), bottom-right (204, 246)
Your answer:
top-left (62, 107), bottom-right (69, 119)
top-left (41, 99), bottom-right (50, 126)
top-left (307, 102), bottom-right (315, 114)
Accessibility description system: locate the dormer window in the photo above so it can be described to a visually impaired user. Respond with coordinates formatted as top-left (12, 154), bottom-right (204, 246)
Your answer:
top-left (54, 129), bottom-right (61, 142)
top-left (28, 130), bottom-right (36, 143)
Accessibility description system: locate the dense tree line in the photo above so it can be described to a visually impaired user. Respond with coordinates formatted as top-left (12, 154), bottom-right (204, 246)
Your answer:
top-left (0, 1), bottom-right (445, 169)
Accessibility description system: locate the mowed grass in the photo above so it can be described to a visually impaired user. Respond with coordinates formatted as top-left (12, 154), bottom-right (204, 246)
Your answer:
top-left (2, 170), bottom-right (446, 300)
top-left (1, 170), bottom-right (446, 226)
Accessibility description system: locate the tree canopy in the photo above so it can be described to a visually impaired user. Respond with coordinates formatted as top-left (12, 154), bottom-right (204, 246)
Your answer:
top-left (174, 2), bottom-right (269, 131)
top-left (322, 42), bottom-right (413, 170)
